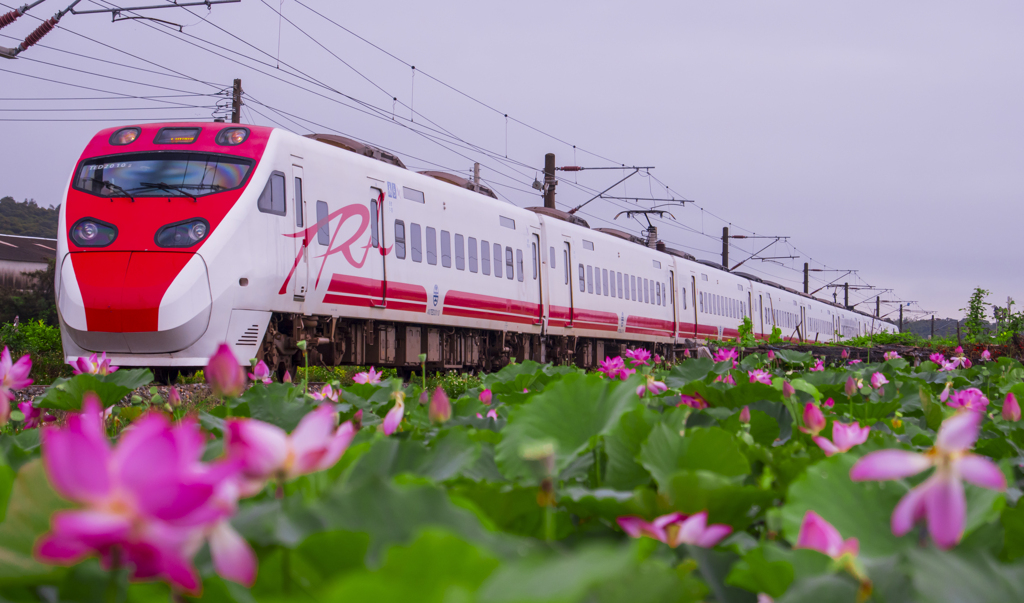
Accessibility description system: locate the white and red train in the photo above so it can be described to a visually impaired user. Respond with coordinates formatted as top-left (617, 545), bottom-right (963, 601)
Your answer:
top-left (55, 122), bottom-right (896, 374)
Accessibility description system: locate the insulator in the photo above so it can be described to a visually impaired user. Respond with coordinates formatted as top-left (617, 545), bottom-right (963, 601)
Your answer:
top-left (21, 17), bottom-right (56, 50)
top-left (558, 166), bottom-right (583, 172)
top-left (0, 9), bottom-right (21, 29)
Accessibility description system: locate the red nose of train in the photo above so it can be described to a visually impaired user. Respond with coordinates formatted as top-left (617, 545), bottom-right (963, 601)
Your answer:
top-left (58, 123), bottom-right (269, 353)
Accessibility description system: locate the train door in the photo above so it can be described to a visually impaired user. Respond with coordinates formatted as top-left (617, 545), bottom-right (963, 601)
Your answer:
top-left (669, 270), bottom-right (678, 340)
top-left (367, 180), bottom-right (387, 307)
top-left (690, 275), bottom-right (698, 338)
top-left (563, 239), bottom-right (574, 327)
top-left (291, 165), bottom-right (308, 302)
top-left (757, 294), bottom-right (764, 336)
top-left (531, 231), bottom-right (543, 326)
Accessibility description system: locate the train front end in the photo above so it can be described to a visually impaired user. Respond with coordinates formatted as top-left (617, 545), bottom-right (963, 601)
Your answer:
top-left (56, 123), bottom-right (272, 368)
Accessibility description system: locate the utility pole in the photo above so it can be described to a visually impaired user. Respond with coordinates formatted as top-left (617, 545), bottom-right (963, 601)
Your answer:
top-left (803, 263), bottom-right (809, 294)
top-left (899, 305), bottom-right (903, 331)
top-left (543, 153), bottom-right (556, 209)
top-left (722, 227), bottom-right (729, 269)
top-left (231, 78), bottom-right (242, 124)
top-left (844, 283), bottom-right (849, 309)
top-left (472, 162), bottom-right (480, 192)
top-left (876, 297), bottom-right (880, 317)
top-left (930, 315), bottom-right (935, 339)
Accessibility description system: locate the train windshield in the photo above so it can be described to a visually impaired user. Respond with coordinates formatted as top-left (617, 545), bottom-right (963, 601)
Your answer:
top-left (73, 152), bottom-right (253, 198)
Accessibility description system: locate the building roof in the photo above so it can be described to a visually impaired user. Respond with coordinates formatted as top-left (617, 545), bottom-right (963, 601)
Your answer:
top-left (0, 233), bottom-right (57, 264)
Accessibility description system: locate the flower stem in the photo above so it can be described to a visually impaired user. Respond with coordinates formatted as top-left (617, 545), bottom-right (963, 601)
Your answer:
top-left (544, 505), bottom-right (555, 542)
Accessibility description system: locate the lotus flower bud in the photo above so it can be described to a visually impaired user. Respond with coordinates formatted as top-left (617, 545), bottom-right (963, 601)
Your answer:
top-left (845, 376), bottom-right (858, 397)
top-left (782, 381), bottom-right (796, 399)
top-left (767, 350), bottom-right (775, 361)
top-left (479, 389), bottom-right (493, 405)
top-left (823, 397), bottom-right (835, 409)
top-left (282, 370), bottom-right (292, 383)
top-left (981, 350), bottom-right (992, 361)
top-left (206, 343), bottom-right (246, 399)
top-left (352, 409), bottom-right (363, 430)
top-left (955, 345), bottom-right (963, 354)
top-left (1004, 393), bottom-right (1021, 422)
top-left (801, 402), bottom-right (826, 436)
top-left (841, 349), bottom-right (849, 359)
top-left (739, 406), bottom-right (751, 424)
top-left (168, 385), bottom-right (182, 407)
top-left (419, 390), bottom-right (430, 405)
top-left (429, 386), bottom-right (451, 424)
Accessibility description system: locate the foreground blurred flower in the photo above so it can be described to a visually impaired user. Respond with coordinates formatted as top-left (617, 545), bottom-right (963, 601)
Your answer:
top-left (38, 395), bottom-right (254, 593)
top-left (870, 372), bottom-right (888, 390)
top-left (810, 359), bottom-right (824, 372)
top-left (479, 389), bottom-right (493, 405)
top-left (226, 405), bottom-right (355, 492)
top-left (748, 369), bottom-right (773, 385)
top-left (70, 352), bottom-right (118, 376)
top-left (248, 361), bottom-right (272, 385)
top-left (617, 511), bottom-right (732, 548)
top-left (813, 421), bottom-right (869, 456)
top-left (429, 386), bottom-right (451, 424)
top-left (1, 346), bottom-right (32, 424)
top-left (18, 401), bottom-right (55, 429)
top-left (206, 344), bottom-right (246, 399)
top-left (637, 375), bottom-right (668, 398)
top-left (929, 353), bottom-right (947, 365)
top-left (383, 392), bottom-right (405, 435)
top-left (624, 348), bottom-right (651, 366)
top-left (1003, 393), bottom-right (1021, 422)
top-left (946, 388), bottom-right (989, 412)
top-left (678, 393), bottom-right (708, 410)
top-left (353, 366), bottom-right (383, 384)
top-left (311, 384), bottom-right (338, 403)
top-left (795, 511), bottom-right (859, 559)
top-left (981, 350), bottom-right (992, 362)
top-left (800, 403), bottom-right (826, 436)
top-left (850, 411), bottom-right (1006, 549)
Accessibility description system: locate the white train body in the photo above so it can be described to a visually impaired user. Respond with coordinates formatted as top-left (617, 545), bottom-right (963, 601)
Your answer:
top-left (57, 123), bottom-right (897, 370)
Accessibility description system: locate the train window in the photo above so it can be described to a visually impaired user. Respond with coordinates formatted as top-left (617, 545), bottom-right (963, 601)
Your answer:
top-left (579, 264), bottom-right (585, 292)
top-left (617, 272), bottom-right (623, 299)
top-left (394, 220), bottom-right (406, 260)
top-left (630, 275), bottom-right (636, 301)
top-left (468, 237), bottom-right (478, 273)
top-left (594, 267), bottom-right (601, 295)
top-left (668, 281), bottom-right (673, 304)
top-left (651, 280), bottom-right (656, 305)
top-left (500, 216), bottom-right (515, 229)
top-left (550, 247), bottom-right (556, 269)
top-left (294, 178), bottom-right (303, 227)
top-left (426, 227), bottom-right (437, 265)
top-left (494, 243), bottom-right (502, 278)
top-left (316, 201), bottom-right (329, 245)
top-left (455, 234), bottom-right (465, 270)
top-left (257, 171), bottom-right (286, 216)
top-left (403, 187), bottom-right (425, 203)
top-left (516, 249), bottom-right (524, 282)
top-left (370, 198), bottom-right (379, 248)
top-left (701, 274), bottom-right (708, 281)
top-left (587, 266), bottom-right (594, 293)
top-left (410, 223), bottom-right (422, 262)
top-left (656, 282), bottom-right (661, 306)
top-left (506, 247), bottom-right (515, 280)
top-left (532, 243), bottom-right (538, 279)
top-left (440, 231), bottom-right (451, 268)
top-left (481, 240), bottom-right (490, 275)
top-left (699, 292), bottom-right (704, 312)
top-left (602, 269), bottom-right (609, 297)
top-left (682, 287), bottom-right (687, 310)
top-left (642, 278), bottom-right (648, 304)
top-left (653, 260), bottom-right (661, 269)
top-left (583, 240), bottom-right (594, 250)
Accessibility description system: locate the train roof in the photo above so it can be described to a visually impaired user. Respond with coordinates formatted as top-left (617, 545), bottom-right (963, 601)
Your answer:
top-left (304, 133), bottom-right (407, 169)
top-left (526, 206), bottom-right (590, 228)
top-left (418, 171), bottom-right (498, 199)
top-left (593, 227), bottom-right (647, 246)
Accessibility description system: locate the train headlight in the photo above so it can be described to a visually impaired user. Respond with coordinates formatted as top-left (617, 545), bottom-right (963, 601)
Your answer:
top-left (155, 218), bottom-right (210, 248)
top-left (109, 127), bottom-right (140, 145)
top-left (70, 218), bottom-right (118, 247)
top-left (216, 127), bottom-right (249, 146)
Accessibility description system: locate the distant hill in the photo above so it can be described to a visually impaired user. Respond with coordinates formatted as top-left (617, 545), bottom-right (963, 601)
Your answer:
top-left (903, 317), bottom-right (995, 339)
top-left (0, 196), bottom-right (59, 238)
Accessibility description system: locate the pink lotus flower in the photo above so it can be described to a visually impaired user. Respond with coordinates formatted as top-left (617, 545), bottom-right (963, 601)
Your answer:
top-left (939, 361), bottom-right (959, 372)
top-left (683, 348), bottom-right (691, 358)
top-left (795, 511), bottom-right (859, 559)
top-left (476, 409), bottom-right (499, 420)
top-left (782, 381), bottom-right (796, 399)
top-left (636, 375), bottom-right (668, 398)
top-left (353, 366), bottom-right (383, 384)
top-left (739, 406), bottom-right (751, 424)
top-left (810, 359), bottom-right (824, 372)
top-left (713, 347), bottom-right (738, 363)
top-left (851, 411), bottom-right (1006, 549)
top-left (429, 386), bottom-right (451, 424)
top-left (951, 355), bottom-right (972, 369)
top-left (800, 402), bottom-right (826, 436)
top-left (1003, 393), bottom-right (1020, 422)
top-left (955, 345), bottom-right (964, 354)
top-left (352, 409), bottom-right (363, 431)
top-left (870, 372), bottom-right (888, 390)
top-left (37, 395), bottom-right (254, 593)
top-left (168, 386), bottom-right (182, 407)
top-left (625, 348), bottom-right (652, 366)
top-left (419, 390), bottom-right (430, 405)
top-left (823, 397), bottom-right (835, 409)
top-left (847, 359), bottom-right (861, 365)
top-left (206, 344), bottom-right (246, 399)
top-left (226, 405), bottom-right (355, 492)
top-left (598, 356), bottom-right (634, 380)
top-left (679, 393), bottom-right (709, 410)
top-left (479, 389), bottom-right (493, 405)
top-left (883, 351), bottom-right (901, 361)
top-left (70, 352), bottom-right (118, 376)
top-left (248, 360), bottom-right (272, 385)
top-left (617, 511), bottom-right (732, 548)
top-left (946, 388), bottom-right (989, 412)
top-left (981, 350), bottom-right (992, 362)
top-left (653, 354), bottom-right (662, 364)
top-left (812, 421), bottom-right (869, 456)
top-left (928, 353), bottom-right (946, 365)
top-left (311, 384), bottom-right (338, 403)
top-left (1, 346), bottom-right (32, 425)
top-left (715, 373), bottom-right (736, 385)
top-left (18, 401), bottom-right (55, 429)
top-left (767, 350), bottom-right (775, 361)
top-left (845, 377), bottom-right (861, 396)
top-left (748, 369), bottom-right (773, 385)
top-left (841, 349), bottom-right (849, 359)
top-left (282, 370), bottom-right (292, 383)
top-left (382, 393), bottom-right (405, 435)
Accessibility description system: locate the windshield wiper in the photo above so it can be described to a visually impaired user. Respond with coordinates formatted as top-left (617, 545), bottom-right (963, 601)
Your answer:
top-left (87, 177), bottom-right (135, 202)
top-left (138, 182), bottom-right (198, 202)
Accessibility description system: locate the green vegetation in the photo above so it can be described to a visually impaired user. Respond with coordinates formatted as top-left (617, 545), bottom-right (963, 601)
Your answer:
top-left (0, 319), bottom-right (69, 382)
top-left (0, 196), bottom-right (59, 237)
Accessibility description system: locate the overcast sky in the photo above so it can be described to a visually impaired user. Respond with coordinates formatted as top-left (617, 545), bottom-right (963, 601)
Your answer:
top-left (2, 0), bottom-right (1020, 320)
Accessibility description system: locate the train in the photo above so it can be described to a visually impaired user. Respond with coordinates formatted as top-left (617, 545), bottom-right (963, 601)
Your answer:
top-left (55, 122), bottom-right (896, 376)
